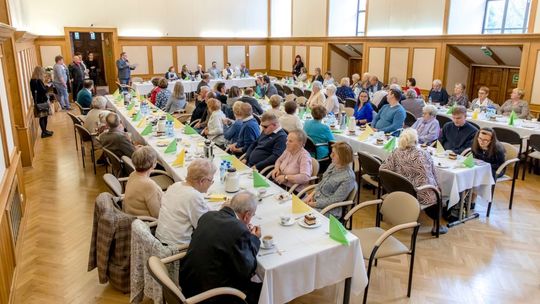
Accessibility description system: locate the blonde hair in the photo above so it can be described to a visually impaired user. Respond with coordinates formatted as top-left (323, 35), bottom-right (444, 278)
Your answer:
top-left (398, 128), bottom-right (418, 150)
top-left (31, 66), bottom-right (45, 81)
top-left (132, 146), bottom-right (157, 172)
top-left (340, 77), bottom-right (350, 86)
top-left (332, 141), bottom-right (353, 166)
top-left (269, 95), bottom-right (282, 108)
top-left (172, 81), bottom-right (185, 99)
top-left (232, 101), bottom-right (244, 117)
top-left (513, 88), bottom-right (524, 98)
top-left (207, 98), bottom-right (221, 112)
top-left (186, 159), bottom-right (216, 183)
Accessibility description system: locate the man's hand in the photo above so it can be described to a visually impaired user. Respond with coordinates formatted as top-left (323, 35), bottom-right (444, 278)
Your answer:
top-left (250, 225), bottom-right (261, 238)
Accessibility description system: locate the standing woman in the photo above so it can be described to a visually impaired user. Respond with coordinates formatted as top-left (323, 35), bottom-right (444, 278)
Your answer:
top-left (30, 66), bottom-right (53, 138)
top-left (292, 55), bottom-right (304, 78)
top-left (85, 52), bottom-right (99, 93)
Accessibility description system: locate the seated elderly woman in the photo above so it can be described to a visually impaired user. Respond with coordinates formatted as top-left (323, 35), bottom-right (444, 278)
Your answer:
top-left (296, 67), bottom-right (308, 82)
top-left (83, 96), bottom-right (110, 133)
top-left (123, 146), bottom-right (163, 218)
top-left (156, 159), bottom-right (216, 245)
top-left (223, 101), bottom-right (244, 144)
top-left (401, 89), bottom-right (425, 119)
top-left (447, 83), bottom-right (468, 107)
top-left (354, 90), bottom-right (373, 125)
top-left (203, 98), bottom-right (227, 147)
top-left (336, 77), bottom-right (355, 101)
top-left (303, 105), bottom-right (335, 160)
top-left (155, 77), bottom-right (171, 110)
top-left (498, 88), bottom-right (530, 119)
top-left (271, 130), bottom-right (313, 191)
top-left (304, 142), bottom-right (357, 218)
top-left (380, 128), bottom-right (446, 235)
top-left (267, 95), bottom-right (285, 118)
top-left (411, 104), bottom-right (440, 145)
top-left (324, 84), bottom-right (340, 114)
top-left (307, 81), bottom-right (326, 109)
top-left (470, 86), bottom-right (496, 111)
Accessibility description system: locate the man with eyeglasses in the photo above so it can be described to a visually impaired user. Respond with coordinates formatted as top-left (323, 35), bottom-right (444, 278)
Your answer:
top-left (243, 112), bottom-right (287, 170)
top-left (156, 159), bottom-right (217, 245)
top-left (440, 105), bottom-right (478, 154)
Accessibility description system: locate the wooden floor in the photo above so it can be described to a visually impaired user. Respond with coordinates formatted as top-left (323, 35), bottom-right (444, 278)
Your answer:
top-left (11, 112), bottom-right (540, 303)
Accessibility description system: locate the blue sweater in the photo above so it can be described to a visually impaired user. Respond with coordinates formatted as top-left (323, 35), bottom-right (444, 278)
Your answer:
top-left (303, 120), bottom-right (335, 159)
top-left (236, 118), bottom-right (260, 151)
top-left (372, 104), bottom-right (406, 134)
top-left (354, 102), bottom-right (373, 123)
top-left (224, 120), bottom-right (243, 143)
top-left (245, 129), bottom-right (287, 170)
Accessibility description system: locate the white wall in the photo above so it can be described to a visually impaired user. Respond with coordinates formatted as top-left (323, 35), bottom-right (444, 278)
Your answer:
top-left (19, 0), bottom-right (267, 37)
top-left (292, 0), bottom-right (327, 37)
top-left (445, 54), bottom-right (469, 91)
top-left (448, 0), bottom-right (486, 34)
top-left (8, 0), bottom-right (25, 29)
top-left (328, 0), bottom-right (357, 36)
top-left (271, 0), bottom-right (292, 37)
top-left (367, 0), bottom-right (445, 36)
top-left (330, 51), bottom-right (349, 81)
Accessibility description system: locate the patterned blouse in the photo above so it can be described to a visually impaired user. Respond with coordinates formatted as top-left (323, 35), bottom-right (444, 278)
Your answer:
top-left (313, 163), bottom-right (357, 218)
top-left (155, 89), bottom-right (172, 110)
top-left (498, 99), bottom-right (530, 119)
top-left (380, 147), bottom-right (439, 206)
top-left (447, 94), bottom-right (469, 107)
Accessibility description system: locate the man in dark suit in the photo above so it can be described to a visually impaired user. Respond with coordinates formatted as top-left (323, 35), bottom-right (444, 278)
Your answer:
top-left (244, 112), bottom-right (287, 170)
top-left (69, 55), bottom-right (85, 102)
top-left (179, 191), bottom-right (261, 304)
top-left (99, 112), bottom-right (136, 159)
top-left (239, 88), bottom-right (264, 116)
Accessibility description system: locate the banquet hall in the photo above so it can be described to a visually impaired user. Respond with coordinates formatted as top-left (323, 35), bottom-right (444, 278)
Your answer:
top-left (1, 0), bottom-right (540, 303)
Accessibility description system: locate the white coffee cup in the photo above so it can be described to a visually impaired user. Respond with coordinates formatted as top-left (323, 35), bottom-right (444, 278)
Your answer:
top-left (280, 214), bottom-right (291, 224)
top-left (262, 235), bottom-right (274, 248)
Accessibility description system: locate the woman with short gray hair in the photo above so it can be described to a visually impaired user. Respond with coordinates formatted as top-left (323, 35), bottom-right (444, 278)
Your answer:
top-left (271, 129), bottom-right (313, 191)
top-left (402, 88), bottom-right (425, 118)
top-left (83, 96), bottom-right (111, 132)
top-left (324, 84), bottom-right (340, 114)
top-left (411, 104), bottom-right (440, 145)
top-left (123, 146), bottom-right (162, 218)
top-left (307, 81), bottom-right (326, 109)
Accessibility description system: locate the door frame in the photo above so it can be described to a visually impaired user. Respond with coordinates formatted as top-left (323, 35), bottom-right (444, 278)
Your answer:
top-left (64, 27), bottom-right (120, 93)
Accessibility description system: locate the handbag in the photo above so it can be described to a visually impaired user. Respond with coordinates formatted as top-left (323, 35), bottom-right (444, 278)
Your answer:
top-left (36, 102), bottom-right (50, 112)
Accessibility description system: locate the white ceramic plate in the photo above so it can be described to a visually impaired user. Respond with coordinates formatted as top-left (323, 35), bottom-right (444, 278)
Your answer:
top-left (279, 219), bottom-right (296, 226)
top-left (298, 219), bottom-right (322, 229)
top-left (259, 242), bottom-right (275, 250)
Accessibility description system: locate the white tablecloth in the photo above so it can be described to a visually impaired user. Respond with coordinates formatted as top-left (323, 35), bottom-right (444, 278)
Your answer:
top-left (132, 77), bottom-right (257, 95)
top-left (437, 109), bottom-right (540, 139)
top-left (106, 96), bottom-right (368, 304)
top-left (331, 130), bottom-right (494, 209)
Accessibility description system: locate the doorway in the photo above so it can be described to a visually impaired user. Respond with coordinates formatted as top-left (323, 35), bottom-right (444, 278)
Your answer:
top-left (70, 32), bottom-right (106, 86)
top-left (469, 66), bottom-right (519, 105)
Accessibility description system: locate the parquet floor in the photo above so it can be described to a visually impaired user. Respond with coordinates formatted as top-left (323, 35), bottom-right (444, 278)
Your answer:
top-left (11, 112), bottom-right (540, 303)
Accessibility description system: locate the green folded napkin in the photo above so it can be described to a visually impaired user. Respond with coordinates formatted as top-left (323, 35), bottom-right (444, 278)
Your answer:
top-left (383, 137), bottom-right (396, 152)
top-left (331, 129), bottom-right (343, 134)
top-left (115, 94), bottom-right (123, 101)
top-left (446, 106), bottom-right (455, 115)
top-left (463, 154), bottom-right (475, 168)
top-left (126, 102), bottom-right (135, 110)
top-left (166, 113), bottom-right (174, 122)
top-left (253, 170), bottom-right (270, 188)
top-left (508, 110), bottom-right (516, 126)
top-left (184, 125), bottom-right (198, 135)
top-left (329, 215), bottom-right (349, 245)
top-left (133, 111), bottom-right (142, 122)
top-left (164, 140), bottom-right (177, 154)
top-left (140, 124), bottom-right (153, 136)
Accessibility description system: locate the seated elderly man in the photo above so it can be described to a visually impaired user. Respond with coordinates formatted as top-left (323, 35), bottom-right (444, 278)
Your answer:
top-left (243, 112), bottom-right (287, 170)
top-left (440, 105), bottom-right (478, 154)
top-left (179, 191), bottom-right (261, 304)
top-left (372, 88), bottom-right (406, 135)
top-left (123, 146), bottom-right (162, 218)
top-left (83, 96), bottom-right (110, 133)
top-left (228, 103), bottom-right (260, 155)
top-left (428, 79), bottom-right (449, 105)
top-left (99, 112), bottom-right (136, 159)
top-left (156, 159), bottom-right (216, 245)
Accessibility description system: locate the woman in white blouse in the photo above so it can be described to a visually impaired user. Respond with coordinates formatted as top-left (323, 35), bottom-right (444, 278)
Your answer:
top-left (203, 98), bottom-right (227, 147)
top-left (324, 84), bottom-right (340, 114)
top-left (307, 81), bottom-right (326, 109)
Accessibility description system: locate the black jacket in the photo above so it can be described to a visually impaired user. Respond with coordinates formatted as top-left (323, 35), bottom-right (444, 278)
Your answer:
top-left (30, 79), bottom-right (48, 104)
top-left (239, 96), bottom-right (264, 116)
top-left (179, 207), bottom-right (260, 299)
top-left (440, 121), bottom-right (478, 154)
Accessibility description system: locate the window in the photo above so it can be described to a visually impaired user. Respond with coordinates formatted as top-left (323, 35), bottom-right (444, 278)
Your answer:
top-left (356, 0), bottom-right (367, 36)
top-left (90, 32), bottom-right (96, 40)
top-left (73, 32), bottom-right (80, 40)
top-left (482, 0), bottom-right (531, 34)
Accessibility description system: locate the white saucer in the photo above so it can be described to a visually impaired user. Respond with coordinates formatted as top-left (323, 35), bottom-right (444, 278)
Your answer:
top-left (279, 219), bottom-right (296, 226)
top-left (260, 242), bottom-right (275, 250)
top-left (298, 219), bottom-right (322, 229)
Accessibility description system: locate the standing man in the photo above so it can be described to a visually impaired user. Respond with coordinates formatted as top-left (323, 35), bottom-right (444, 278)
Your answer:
top-left (116, 52), bottom-right (136, 89)
top-left (53, 55), bottom-right (71, 110)
top-left (69, 55), bottom-right (85, 102)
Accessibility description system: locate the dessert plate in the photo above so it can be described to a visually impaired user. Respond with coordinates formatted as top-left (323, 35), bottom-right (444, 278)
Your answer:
top-left (298, 220), bottom-right (322, 229)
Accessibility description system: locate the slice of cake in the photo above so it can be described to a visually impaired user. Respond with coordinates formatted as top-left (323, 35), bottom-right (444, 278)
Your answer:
top-left (304, 214), bottom-right (317, 226)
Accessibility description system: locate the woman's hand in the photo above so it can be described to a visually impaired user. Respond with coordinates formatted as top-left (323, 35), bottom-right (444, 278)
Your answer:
top-left (304, 192), bottom-right (315, 204)
top-left (275, 175), bottom-right (286, 184)
top-left (202, 128), bottom-right (208, 135)
top-left (271, 168), bottom-right (281, 179)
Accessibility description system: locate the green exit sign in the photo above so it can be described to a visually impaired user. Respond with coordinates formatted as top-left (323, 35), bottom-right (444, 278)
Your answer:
top-left (512, 74), bottom-right (519, 84)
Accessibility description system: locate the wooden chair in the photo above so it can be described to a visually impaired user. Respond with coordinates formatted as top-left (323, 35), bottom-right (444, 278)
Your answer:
top-left (492, 127), bottom-right (525, 180)
top-left (67, 111), bottom-right (84, 151)
top-left (147, 254), bottom-right (247, 304)
top-left (293, 87), bottom-right (304, 97)
top-left (74, 124), bottom-right (98, 175)
top-left (435, 114), bottom-right (452, 130)
top-left (525, 134), bottom-right (540, 176)
top-left (323, 192), bottom-right (421, 304)
top-left (102, 173), bottom-right (127, 198)
top-left (357, 152), bottom-right (383, 203)
top-left (378, 169), bottom-right (442, 237)
top-left (102, 147), bottom-right (125, 178)
top-left (74, 101), bottom-right (90, 115)
top-left (283, 85), bottom-right (293, 96)
top-left (404, 111), bottom-right (417, 128)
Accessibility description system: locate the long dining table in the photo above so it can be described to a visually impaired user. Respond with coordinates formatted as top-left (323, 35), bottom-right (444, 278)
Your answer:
top-left (105, 95), bottom-right (368, 304)
top-left (132, 77), bottom-right (257, 95)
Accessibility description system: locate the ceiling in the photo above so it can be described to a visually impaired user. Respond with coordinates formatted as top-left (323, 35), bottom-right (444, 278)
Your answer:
top-left (454, 45), bottom-right (522, 67)
top-left (333, 44), bottom-right (363, 57)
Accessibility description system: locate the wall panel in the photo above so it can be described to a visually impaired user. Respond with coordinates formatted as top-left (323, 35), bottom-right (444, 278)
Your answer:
top-left (367, 47), bottom-right (386, 82)
top-left (204, 46), bottom-right (224, 70)
top-left (270, 45), bottom-right (281, 70)
top-left (177, 46), bottom-right (198, 71)
top-left (249, 45), bottom-right (266, 70)
top-left (529, 51), bottom-right (540, 105)
top-left (227, 46), bottom-right (246, 68)
top-left (122, 46), bottom-right (148, 75)
top-left (308, 46), bottom-right (323, 74)
top-left (330, 50), bottom-right (349, 81)
top-left (412, 48), bottom-right (436, 89)
top-left (151, 46), bottom-right (173, 74)
top-left (0, 58), bottom-right (15, 155)
top-left (39, 45), bottom-right (61, 68)
top-left (388, 48), bottom-right (409, 86)
top-left (282, 45), bottom-right (293, 72)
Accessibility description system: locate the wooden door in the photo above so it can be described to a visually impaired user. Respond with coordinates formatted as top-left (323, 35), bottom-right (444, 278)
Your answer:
top-left (470, 67), bottom-right (504, 105)
top-left (69, 32), bottom-right (106, 85)
top-left (349, 58), bottom-right (362, 77)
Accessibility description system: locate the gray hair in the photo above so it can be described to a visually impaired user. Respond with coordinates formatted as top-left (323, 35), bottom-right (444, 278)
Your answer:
top-left (311, 81), bottom-right (323, 90)
top-left (433, 79), bottom-right (442, 86)
top-left (230, 191), bottom-right (257, 214)
top-left (389, 84), bottom-right (401, 91)
top-left (261, 112), bottom-right (278, 123)
top-left (199, 86), bottom-right (210, 95)
top-left (325, 84), bottom-right (336, 95)
top-left (422, 104), bottom-right (438, 117)
top-left (186, 159), bottom-right (216, 182)
top-left (398, 128), bottom-right (418, 150)
top-left (132, 146), bottom-right (157, 172)
top-left (289, 129), bottom-right (307, 146)
top-left (92, 96), bottom-right (107, 109)
top-left (405, 89), bottom-right (417, 99)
